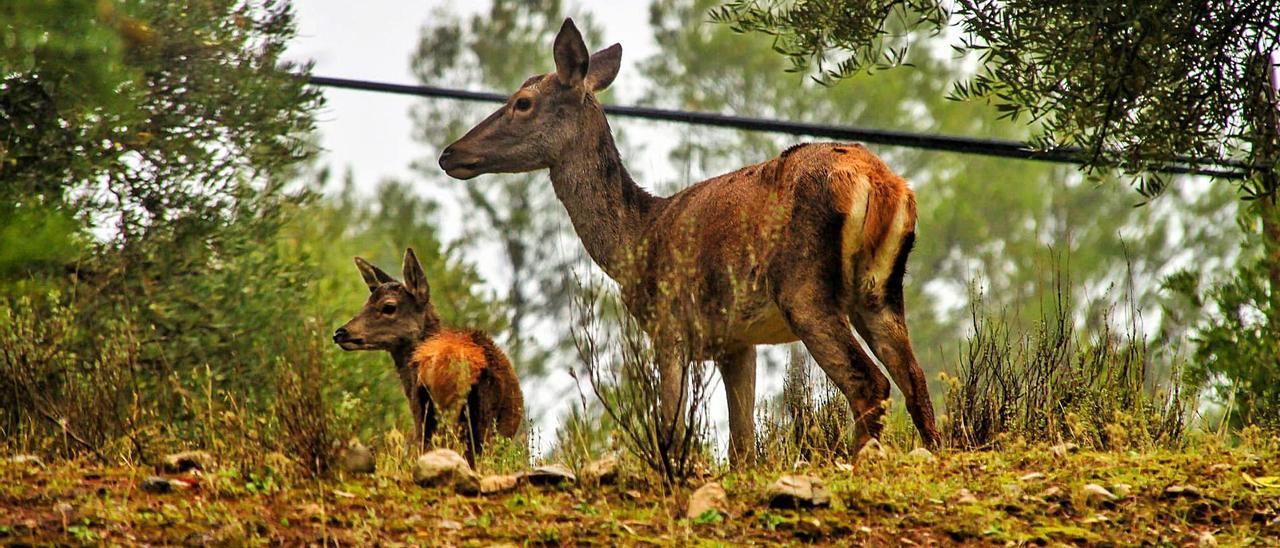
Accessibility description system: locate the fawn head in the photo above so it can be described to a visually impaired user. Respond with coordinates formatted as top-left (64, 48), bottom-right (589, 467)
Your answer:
top-left (334, 248), bottom-right (439, 352)
top-left (439, 18), bottom-right (621, 180)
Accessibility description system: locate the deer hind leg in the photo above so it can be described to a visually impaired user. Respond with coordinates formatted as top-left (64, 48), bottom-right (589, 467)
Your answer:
top-left (852, 306), bottom-right (940, 449)
top-left (853, 232), bottom-right (941, 449)
top-left (775, 277), bottom-right (891, 450)
top-left (716, 346), bottom-right (757, 468)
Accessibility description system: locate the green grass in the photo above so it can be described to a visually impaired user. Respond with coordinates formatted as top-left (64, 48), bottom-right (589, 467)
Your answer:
top-left (2, 441), bottom-right (1277, 545)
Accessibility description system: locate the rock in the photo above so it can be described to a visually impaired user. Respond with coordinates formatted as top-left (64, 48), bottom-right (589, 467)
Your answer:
top-left (337, 438), bottom-right (375, 474)
top-left (1049, 443), bottom-right (1078, 459)
top-left (161, 451), bottom-right (215, 473)
top-left (1019, 472), bottom-right (1046, 482)
top-left (1198, 530), bottom-right (1217, 546)
top-left (1082, 483), bottom-right (1117, 502)
top-left (686, 482), bottom-right (728, 520)
top-left (525, 464), bottom-right (576, 487)
top-left (1111, 483), bottom-right (1132, 498)
top-left (412, 449), bottom-right (478, 491)
top-left (1163, 484), bottom-right (1203, 499)
top-left (952, 488), bottom-right (979, 504)
top-left (767, 474), bottom-right (831, 508)
top-left (907, 447), bottom-right (935, 462)
top-left (437, 518), bottom-right (463, 531)
top-left (8, 454), bottom-right (45, 468)
top-left (1041, 486), bottom-right (1063, 501)
top-left (582, 456), bottom-right (618, 485)
top-left (140, 476), bottom-right (172, 494)
top-left (479, 474), bottom-right (522, 495)
top-left (857, 439), bottom-right (887, 462)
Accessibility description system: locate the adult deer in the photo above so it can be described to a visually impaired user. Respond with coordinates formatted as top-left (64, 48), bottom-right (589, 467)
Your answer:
top-left (440, 18), bottom-right (940, 465)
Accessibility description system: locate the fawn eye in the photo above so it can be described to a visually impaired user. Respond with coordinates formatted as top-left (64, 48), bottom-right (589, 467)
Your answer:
top-left (514, 97), bottom-right (533, 112)
top-left (380, 303), bottom-right (397, 315)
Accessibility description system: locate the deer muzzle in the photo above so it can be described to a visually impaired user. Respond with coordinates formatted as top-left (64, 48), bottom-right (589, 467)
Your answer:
top-left (438, 145), bottom-right (484, 180)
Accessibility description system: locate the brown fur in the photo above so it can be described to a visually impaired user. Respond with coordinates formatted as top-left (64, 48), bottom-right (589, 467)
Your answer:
top-left (411, 329), bottom-right (523, 443)
top-left (440, 19), bottom-right (939, 465)
top-left (334, 249), bottom-right (523, 464)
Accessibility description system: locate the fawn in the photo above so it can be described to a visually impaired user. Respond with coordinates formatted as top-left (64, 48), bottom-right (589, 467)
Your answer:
top-left (333, 248), bottom-right (522, 464)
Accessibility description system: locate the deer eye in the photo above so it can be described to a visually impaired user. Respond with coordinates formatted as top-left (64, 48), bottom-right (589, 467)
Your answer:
top-left (380, 303), bottom-right (397, 315)
top-left (514, 97), bottom-right (533, 112)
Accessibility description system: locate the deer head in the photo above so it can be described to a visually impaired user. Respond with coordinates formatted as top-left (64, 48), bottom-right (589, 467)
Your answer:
top-left (438, 18), bottom-right (621, 179)
top-left (333, 248), bottom-right (439, 352)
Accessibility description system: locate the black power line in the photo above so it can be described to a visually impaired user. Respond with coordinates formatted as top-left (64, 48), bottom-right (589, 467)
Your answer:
top-left (309, 75), bottom-right (1253, 180)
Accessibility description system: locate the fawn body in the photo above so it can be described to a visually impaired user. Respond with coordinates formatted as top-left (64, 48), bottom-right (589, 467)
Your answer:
top-left (333, 248), bottom-right (522, 463)
top-left (439, 19), bottom-right (940, 465)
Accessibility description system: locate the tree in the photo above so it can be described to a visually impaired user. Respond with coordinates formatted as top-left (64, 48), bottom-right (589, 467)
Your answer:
top-left (1, 0), bottom-right (322, 448)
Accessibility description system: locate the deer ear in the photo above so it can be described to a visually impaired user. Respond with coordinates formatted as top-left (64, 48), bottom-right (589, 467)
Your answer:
top-left (586, 44), bottom-right (621, 92)
top-left (401, 247), bottom-right (430, 303)
top-left (354, 257), bottom-right (395, 293)
top-left (553, 18), bottom-right (589, 87)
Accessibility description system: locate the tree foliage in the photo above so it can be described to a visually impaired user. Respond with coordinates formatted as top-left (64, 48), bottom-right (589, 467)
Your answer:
top-left (711, 0), bottom-right (1280, 196)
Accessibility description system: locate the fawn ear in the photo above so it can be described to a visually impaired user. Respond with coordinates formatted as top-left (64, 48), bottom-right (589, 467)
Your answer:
top-left (401, 247), bottom-right (430, 303)
top-left (553, 18), bottom-right (589, 87)
top-left (354, 257), bottom-right (395, 293)
top-left (586, 44), bottom-right (621, 93)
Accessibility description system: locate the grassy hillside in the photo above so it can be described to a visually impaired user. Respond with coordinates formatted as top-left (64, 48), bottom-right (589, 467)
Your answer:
top-left (3, 439), bottom-right (1277, 545)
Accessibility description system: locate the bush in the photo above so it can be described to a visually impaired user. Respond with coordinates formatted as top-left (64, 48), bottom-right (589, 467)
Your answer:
top-left (943, 282), bottom-right (1192, 450)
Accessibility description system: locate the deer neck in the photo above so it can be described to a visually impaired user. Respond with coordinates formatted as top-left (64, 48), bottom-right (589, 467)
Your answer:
top-left (389, 308), bottom-right (442, 372)
top-left (549, 113), bottom-right (663, 278)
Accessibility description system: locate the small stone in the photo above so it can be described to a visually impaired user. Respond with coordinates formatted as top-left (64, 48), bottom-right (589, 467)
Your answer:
top-left (1111, 483), bottom-right (1132, 498)
top-left (857, 439), bottom-right (887, 462)
top-left (767, 474), bottom-right (831, 508)
top-left (952, 488), bottom-right (978, 504)
top-left (1163, 484), bottom-right (1203, 499)
top-left (337, 438), bottom-right (375, 474)
top-left (1198, 530), bottom-right (1217, 546)
top-left (686, 482), bottom-right (728, 519)
top-left (479, 474), bottom-right (522, 495)
top-left (1019, 472), bottom-right (1046, 482)
top-left (582, 456), bottom-right (618, 485)
top-left (834, 462), bottom-right (854, 472)
top-left (1082, 483), bottom-right (1117, 502)
top-left (525, 464), bottom-right (576, 487)
top-left (412, 449), bottom-right (476, 489)
top-left (140, 476), bottom-right (172, 494)
top-left (437, 518), bottom-right (463, 531)
top-left (8, 455), bottom-right (45, 468)
top-left (161, 451), bottom-right (215, 473)
top-left (1049, 443), bottom-right (1078, 459)
top-left (1041, 486), bottom-right (1063, 500)
top-left (907, 447), bottom-right (935, 462)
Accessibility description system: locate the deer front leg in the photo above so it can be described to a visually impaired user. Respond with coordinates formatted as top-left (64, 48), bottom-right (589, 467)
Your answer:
top-left (717, 346), bottom-right (757, 468)
top-left (657, 354), bottom-right (687, 452)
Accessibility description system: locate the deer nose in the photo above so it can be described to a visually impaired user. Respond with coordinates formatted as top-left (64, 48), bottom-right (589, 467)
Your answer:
top-left (438, 146), bottom-right (455, 168)
top-left (333, 327), bottom-right (349, 343)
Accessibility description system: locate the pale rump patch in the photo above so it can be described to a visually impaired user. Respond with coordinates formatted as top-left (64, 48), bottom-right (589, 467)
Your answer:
top-left (411, 331), bottom-right (486, 415)
top-left (829, 169), bottom-right (871, 285)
